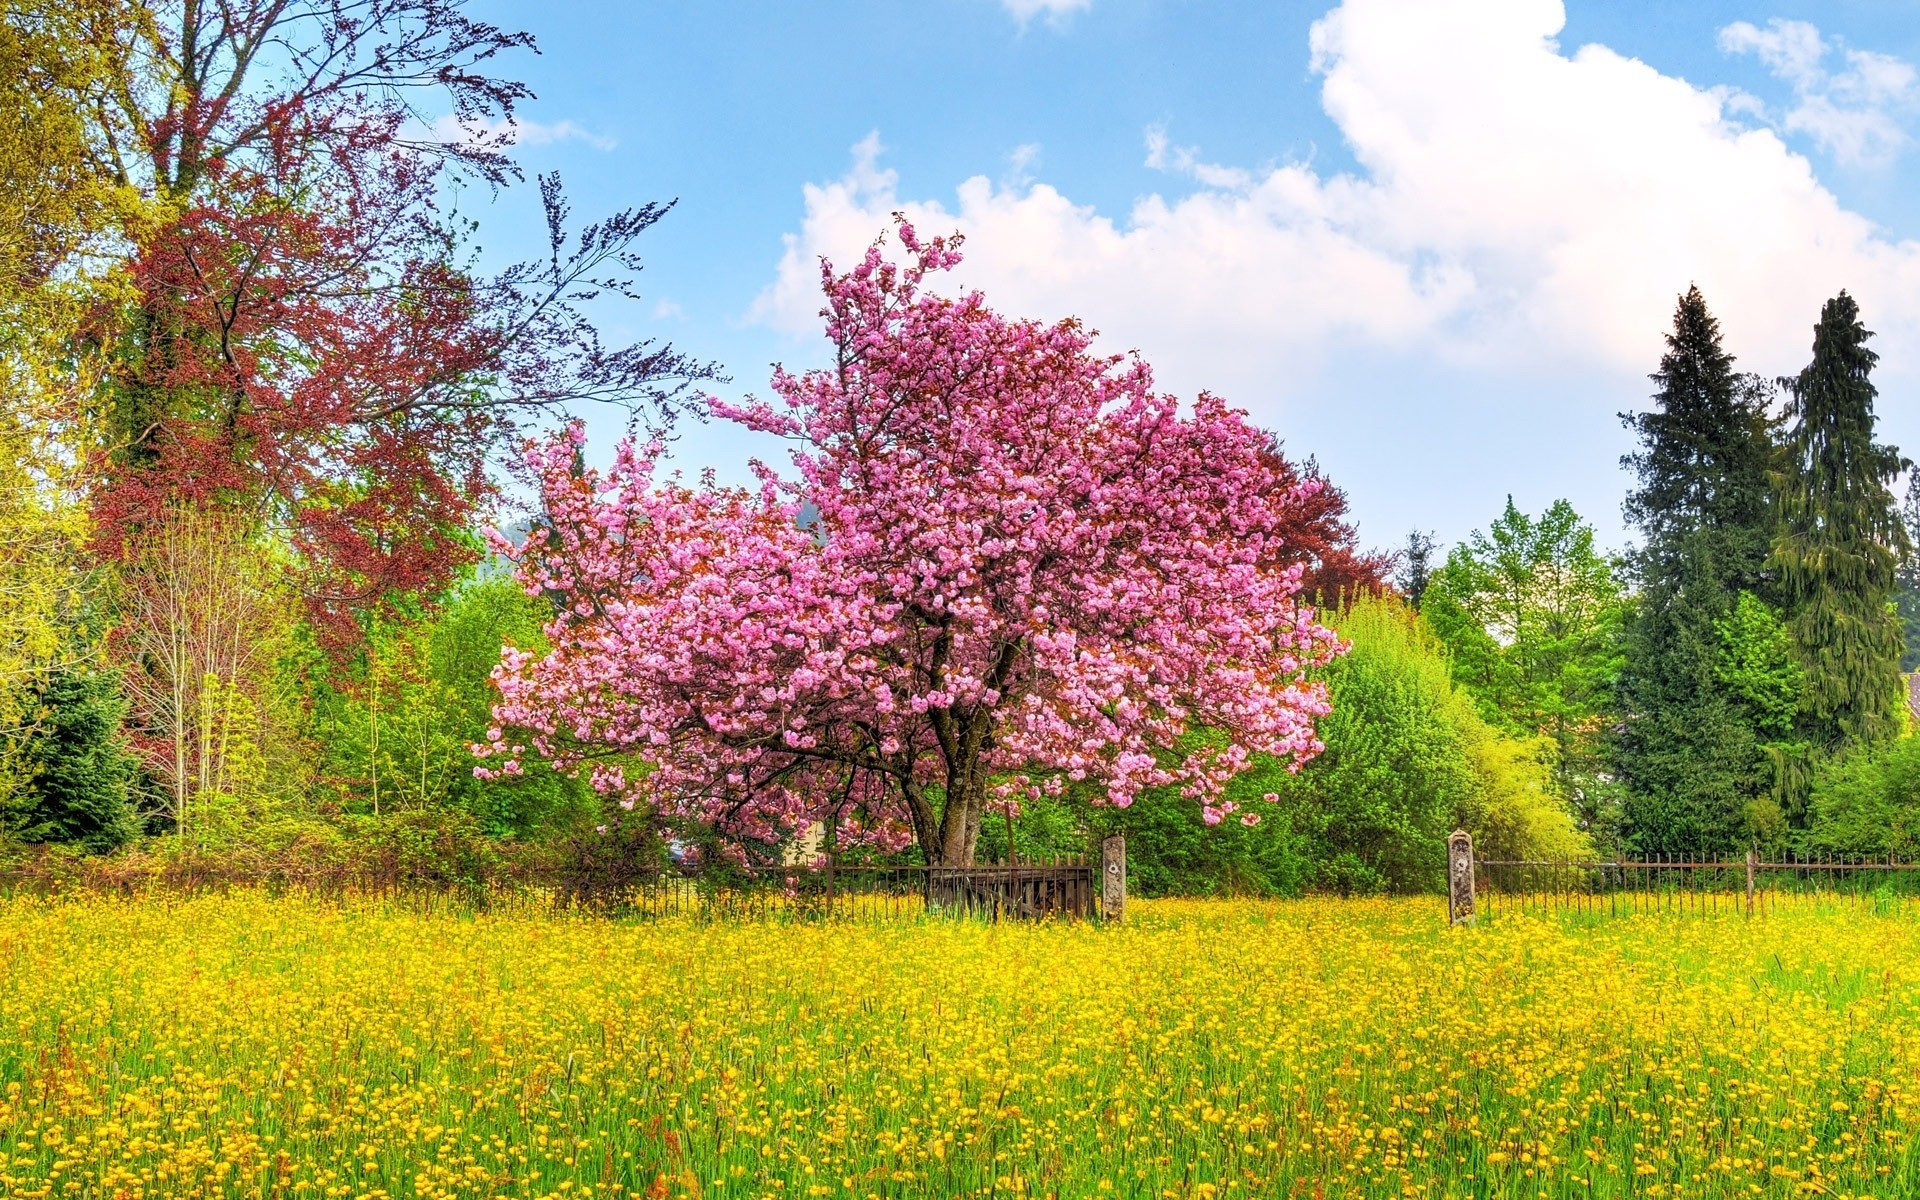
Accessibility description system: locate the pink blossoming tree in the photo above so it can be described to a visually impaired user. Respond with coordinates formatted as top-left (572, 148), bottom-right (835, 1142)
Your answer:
top-left (482, 224), bottom-right (1341, 866)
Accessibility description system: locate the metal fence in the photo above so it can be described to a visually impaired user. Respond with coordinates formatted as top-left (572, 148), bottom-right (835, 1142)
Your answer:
top-left (1472, 851), bottom-right (1920, 917)
top-left (564, 858), bottom-right (1105, 922)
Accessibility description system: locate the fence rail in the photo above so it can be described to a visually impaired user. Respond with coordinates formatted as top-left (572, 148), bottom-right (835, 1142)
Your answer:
top-left (1470, 851), bottom-right (1920, 918)
top-left (559, 858), bottom-right (1107, 922)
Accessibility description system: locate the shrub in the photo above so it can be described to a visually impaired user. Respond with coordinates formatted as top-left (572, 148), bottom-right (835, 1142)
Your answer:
top-left (1094, 596), bottom-right (1588, 895)
top-left (1804, 737), bottom-right (1920, 858)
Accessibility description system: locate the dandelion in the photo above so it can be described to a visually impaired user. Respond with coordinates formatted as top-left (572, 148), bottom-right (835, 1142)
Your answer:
top-left (0, 893), bottom-right (1914, 1198)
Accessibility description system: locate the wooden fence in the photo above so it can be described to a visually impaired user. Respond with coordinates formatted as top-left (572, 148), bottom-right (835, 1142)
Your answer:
top-left (1453, 834), bottom-right (1920, 921)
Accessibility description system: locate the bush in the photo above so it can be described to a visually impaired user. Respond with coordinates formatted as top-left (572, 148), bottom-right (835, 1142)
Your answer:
top-left (1804, 737), bottom-right (1920, 858)
top-left (1089, 596), bottom-right (1588, 896)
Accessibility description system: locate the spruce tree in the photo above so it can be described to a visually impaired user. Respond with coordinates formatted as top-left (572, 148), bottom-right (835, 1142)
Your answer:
top-left (4, 668), bottom-right (139, 852)
top-left (1895, 485), bottom-right (1920, 671)
top-left (1613, 286), bottom-right (1778, 854)
top-left (1769, 291), bottom-right (1909, 809)
top-left (1398, 531), bottom-right (1436, 610)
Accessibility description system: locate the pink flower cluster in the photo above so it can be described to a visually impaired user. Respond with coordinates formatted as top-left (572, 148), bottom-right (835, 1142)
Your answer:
top-left (480, 222), bottom-right (1341, 860)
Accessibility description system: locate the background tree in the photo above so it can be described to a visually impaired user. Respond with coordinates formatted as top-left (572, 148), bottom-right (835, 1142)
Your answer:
top-left (3, 666), bottom-right (139, 852)
top-left (1244, 595), bottom-right (1586, 892)
top-left (1257, 443), bottom-right (1391, 603)
top-left (1611, 286), bottom-right (1781, 854)
top-left (1421, 498), bottom-right (1626, 830)
top-left (54, 0), bottom-right (714, 641)
top-left (1396, 531), bottom-right (1436, 610)
top-left (302, 571), bottom-right (593, 836)
top-left (1768, 291), bottom-right (1909, 821)
top-left (1895, 484), bottom-right (1920, 672)
top-left (113, 507), bottom-right (292, 836)
top-left (486, 226), bottom-right (1341, 867)
top-left (0, 0), bottom-right (125, 810)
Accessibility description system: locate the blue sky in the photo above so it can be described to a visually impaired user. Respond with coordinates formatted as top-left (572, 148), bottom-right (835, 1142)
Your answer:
top-left (460, 0), bottom-right (1920, 558)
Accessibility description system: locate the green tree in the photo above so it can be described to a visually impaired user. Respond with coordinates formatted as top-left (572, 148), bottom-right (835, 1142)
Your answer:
top-left (1098, 596), bottom-right (1587, 895)
top-left (0, 1), bottom-right (124, 814)
top-left (1895, 485), bottom-right (1920, 672)
top-left (305, 572), bottom-right (594, 837)
top-left (1611, 286), bottom-right (1780, 854)
top-left (1421, 498), bottom-right (1626, 832)
top-left (4, 666), bottom-right (138, 852)
top-left (1804, 737), bottom-right (1920, 859)
top-left (1396, 530), bottom-right (1436, 610)
top-left (1769, 291), bottom-right (1909, 821)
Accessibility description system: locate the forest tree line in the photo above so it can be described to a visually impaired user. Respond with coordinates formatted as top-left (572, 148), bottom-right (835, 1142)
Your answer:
top-left (2, 1), bottom-right (1917, 894)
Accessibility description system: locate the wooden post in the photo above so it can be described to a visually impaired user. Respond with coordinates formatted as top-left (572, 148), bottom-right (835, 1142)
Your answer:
top-left (1745, 848), bottom-right (1757, 918)
top-left (1100, 834), bottom-right (1126, 923)
top-left (1447, 829), bottom-right (1475, 926)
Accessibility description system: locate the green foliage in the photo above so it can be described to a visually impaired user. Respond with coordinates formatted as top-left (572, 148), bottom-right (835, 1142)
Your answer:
top-left (3, 666), bottom-right (138, 852)
top-left (1896, 485), bottom-right (1920, 672)
top-left (301, 572), bottom-right (596, 837)
top-left (1804, 737), bottom-right (1920, 859)
top-left (1421, 497), bottom-right (1626, 832)
top-left (1098, 596), bottom-right (1587, 896)
top-left (1612, 287), bottom-right (1781, 855)
top-left (1714, 593), bottom-right (1806, 741)
top-left (1770, 293), bottom-right (1909, 758)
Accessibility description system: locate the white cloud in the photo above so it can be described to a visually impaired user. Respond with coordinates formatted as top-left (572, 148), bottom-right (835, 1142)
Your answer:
top-left (754, 0), bottom-right (1920, 404)
top-left (1000, 0), bottom-right (1089, 27)
top-left (1720, 18), bottom-right (1917, 167)
top-left (413, 113), bottom-right (618, 153)
top-left (651, 298), bottom-right (684, 320)
top-left (1719, 18), bottom-right (1826, 90)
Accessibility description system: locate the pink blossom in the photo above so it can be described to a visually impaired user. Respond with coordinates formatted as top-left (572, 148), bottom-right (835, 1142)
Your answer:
top-left (482, 221), bottom-right (1339, 865)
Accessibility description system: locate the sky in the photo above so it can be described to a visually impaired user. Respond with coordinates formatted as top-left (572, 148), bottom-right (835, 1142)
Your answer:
top-left (457, 0), bottom-right (1920, 558)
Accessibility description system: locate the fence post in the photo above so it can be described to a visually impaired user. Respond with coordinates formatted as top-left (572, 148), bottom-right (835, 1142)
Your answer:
top-left (1448, 830), bottom-right (1476, 926)
top-left (1100, 834), bottom-right (1126, 923)
top-left (1745, 848), bottom-right (1756, 918)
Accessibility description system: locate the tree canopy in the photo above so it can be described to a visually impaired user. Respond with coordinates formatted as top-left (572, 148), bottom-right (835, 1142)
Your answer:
top-left (1612, 286), bottom-right (1781, 854)
top-left (1420, 497), bottom-right (1625, 833)
top-left (486, 226), bottom-right (1342, 866)
top-left (1768, 291), bottom-right (1908, 817)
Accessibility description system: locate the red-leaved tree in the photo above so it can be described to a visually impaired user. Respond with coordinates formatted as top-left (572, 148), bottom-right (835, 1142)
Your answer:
top-left (82, 2), bottom-right (714, 643)
top-left (1259, 442), bottom-right (1393, 603)
top-left (482, 226), bottom-right (1341, 866)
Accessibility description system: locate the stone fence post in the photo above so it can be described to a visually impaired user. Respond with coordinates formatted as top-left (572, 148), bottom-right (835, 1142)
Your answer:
top-left (1101, 834), bottom-right (1126, 923)
top-left (1447, 829), bottom-right (1475, 926)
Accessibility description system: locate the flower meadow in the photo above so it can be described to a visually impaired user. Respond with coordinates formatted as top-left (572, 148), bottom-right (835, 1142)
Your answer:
top-left (3, 896), bottom-right (1920, 1199)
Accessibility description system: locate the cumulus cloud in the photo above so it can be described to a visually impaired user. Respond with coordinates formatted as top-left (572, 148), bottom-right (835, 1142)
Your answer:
top-left (1000, 0), bottom-right (1089, 26)
top-left (754, 0), bottom-right (1920, 401)
top-left (1720, 18), bottom-right (1918, 167)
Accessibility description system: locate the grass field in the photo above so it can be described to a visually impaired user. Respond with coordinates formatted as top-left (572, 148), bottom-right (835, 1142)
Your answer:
top-left (1, 894), bottom-right (1918, 1199)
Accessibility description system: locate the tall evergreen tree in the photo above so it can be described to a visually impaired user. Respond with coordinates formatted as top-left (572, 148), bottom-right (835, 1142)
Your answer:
top-left (1769, 291), bottom-right (1910, 815)
top-left (1612, 286), bottom-right (1779, 855)
top-left (1894, 484), bottom-right (1920, 671)
top-left (1398, 531), bottom-right (1436, 610)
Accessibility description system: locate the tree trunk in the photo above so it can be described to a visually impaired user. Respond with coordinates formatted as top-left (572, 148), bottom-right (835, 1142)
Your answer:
top-left (931, 756), bottom-right (989, 867)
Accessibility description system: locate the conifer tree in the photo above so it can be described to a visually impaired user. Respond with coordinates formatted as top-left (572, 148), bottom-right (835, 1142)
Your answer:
top-left (1612, 286), bottom-right (1778, 854)
top-left (1894, 485), bottom-right (1920, 671)
top-left (5, 667), bottom-right (139, 852)
top-left (1398, 531), bottom-right (1436, 610)
top-left (1769, 291), bottom-right (1909, 811)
